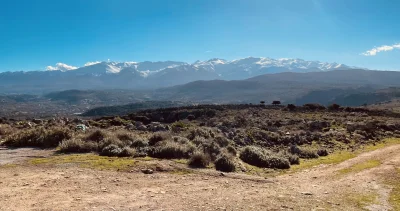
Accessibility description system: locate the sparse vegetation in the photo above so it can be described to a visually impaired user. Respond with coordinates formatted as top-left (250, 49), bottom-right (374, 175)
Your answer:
top-left (2, 103), bottom-right (400, 173)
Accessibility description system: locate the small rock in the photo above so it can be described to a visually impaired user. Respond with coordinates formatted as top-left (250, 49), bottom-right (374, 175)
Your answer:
top-left (301, 192), bottom-right (313, 195)
top-left (141, 169), bottom-right (154, 174)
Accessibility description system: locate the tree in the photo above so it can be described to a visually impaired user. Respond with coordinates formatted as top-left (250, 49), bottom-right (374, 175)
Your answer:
top-left (272, 101), bottom-right (281, 105)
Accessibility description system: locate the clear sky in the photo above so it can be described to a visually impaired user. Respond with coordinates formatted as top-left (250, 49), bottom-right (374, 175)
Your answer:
top-left (1, 0), bottom-right (399, 72)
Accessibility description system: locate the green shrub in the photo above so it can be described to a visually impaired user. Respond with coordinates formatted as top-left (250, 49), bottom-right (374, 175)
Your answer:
top-left (278, 151), bottom-right (300, 165)
top-left (100, 144), bottom-right (123, 157)
top-left (172, 136), bottom-right (190, 144)
top-left (187, 128), bottom-right (213, 140)
top-left (98, 138), bottom-right (125, 150)
top-left (214, 136), bottom-right (230, 147)
top-left (287, 153), bottom-right (300, 165)
top-left (3, 127), bottom-right (72, 148)
top-left (171, 121), bottom-right (189, 132)
top-left (86, 130), bottom-right (108, 142)
top-left (150, 141), bottom-right (194, 159)
top-left (289, 145), bottom-right (319, 159)
top-left (226, 145), bottom-right (237, 156)
top-left (240, 146), bottom-right (267, 166)
top-left (188, 151), bottom-right (210, 168)
top-left (0, 124), bottom-right (13, 136)
top-left (149, 132), bottom-right (171, 146)
top-left (59, 138), bottom-right (98, 153)
top-left (317, 148), bottom-right (329, 156)
top-left (328, 103), bottom-right (341, 111)
top-left (192, 136), bottom-right (207, 145)
top-left (118, 147), bottom-right (137, 157)
top-left (198, 141), bottom-right (221, 161)
top-left (215, 153), bottom-right (236, 172)
top-left (130, 138), bottom-right (149, 148)
top-left (264, 155), bottom-right (290, 169)
top-left (116, 131), bottom-right (137, 145)
top-left (240, 146), bottom-right (290, 169)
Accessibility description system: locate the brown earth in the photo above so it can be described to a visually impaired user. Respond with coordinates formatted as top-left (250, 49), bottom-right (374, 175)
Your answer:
top-left (1, 145), bottom-right (400, 211)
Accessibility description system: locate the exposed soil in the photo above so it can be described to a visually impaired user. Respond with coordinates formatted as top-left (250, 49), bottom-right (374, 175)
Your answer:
top-left (1, 145), bottom-right (400, 211)
top-left (0, 146), bottom-right (53, 165)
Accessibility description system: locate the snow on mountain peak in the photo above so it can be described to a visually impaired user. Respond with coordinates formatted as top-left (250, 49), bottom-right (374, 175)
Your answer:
top-left (43, 58), bottom-right (357, 78)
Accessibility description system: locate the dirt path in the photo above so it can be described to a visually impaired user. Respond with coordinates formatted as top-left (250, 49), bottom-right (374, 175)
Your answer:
top-left (0, 147), bottom-right (53, 165)
top-left (1, 145), bottom-right (400, 211)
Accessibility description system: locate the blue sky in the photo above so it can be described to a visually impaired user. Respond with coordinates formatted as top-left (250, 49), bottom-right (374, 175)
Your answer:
top-left (1, 0), bottom-right (399, 72)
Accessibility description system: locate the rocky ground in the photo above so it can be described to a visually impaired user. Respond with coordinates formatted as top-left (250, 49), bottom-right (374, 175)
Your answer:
top-left (1, 143), bottom-right (400, 211)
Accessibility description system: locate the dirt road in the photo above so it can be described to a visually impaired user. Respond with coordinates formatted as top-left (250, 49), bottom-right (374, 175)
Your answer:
top-left (1, 145), bottom-right (400, 211)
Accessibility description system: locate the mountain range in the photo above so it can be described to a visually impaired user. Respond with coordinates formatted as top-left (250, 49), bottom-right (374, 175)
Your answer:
top-left (0, 57), bottom-right (358, 94)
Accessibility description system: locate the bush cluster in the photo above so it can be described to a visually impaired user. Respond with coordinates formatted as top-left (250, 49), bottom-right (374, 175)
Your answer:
top-left (289, 145), bottom-right (320, 159)
top-left (240, 146), bottom-right (290, 169)
top-left (3, 127), bottom-right (72, 148)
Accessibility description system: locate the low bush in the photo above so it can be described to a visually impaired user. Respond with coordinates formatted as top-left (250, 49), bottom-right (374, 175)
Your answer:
top-left (98, 138), bottom-right (125, 150)
top-left (240, 146), bottom-right (290, 169)
top-left (116, 131), bottom-right (136, 143)
top-left (240, 146), bottom-right (268, 166)
top-left (118, 147), bottom-right (137, 157)
top-left (289, 145), bottom-right (319, 159)
top-left (187, 128), bottom-right (213, 140)
top-left (149, 141), bottom-right (195, 159)
top-left (192, 136), bottom-right (207, 145)
top-left (59, 138), bottom-right (98, 153)
top-left (287, 153), bottom-right (300, 165)
top-left (214, 153), bottom-right (236, 172)
top-left (149, 132), bottom-right (171, 146)
top-left (100, 144), bottom-right (123, 157)
top-left (86, 130), bottom-right (109, 142)
top-left (0, 124), bottom-right (13, 136)
top-left (214, 136), bottom-right (231, 147)
top-left (198, 141), bottom-right (221, 161)
top-left (172, 136), bottom-right (190, 144)
top-left (130, 138), bottom-right (149, 148)
top-left (225, 145), bottom-right (237, 156)
top-left (279, 151), bottom-right (300, 165)
top-left (287, 104), bottom-right (296, 111)
top-left (303, 103), bottom-right (326, 111)
top-left (3, 127), bottom-right (72, 148)
top-left (188, 151), bottom-right (210, 168)
top-left (317, 148), bottom-right (329, 156)
top-left (328, 103), bottom-right (341, 111)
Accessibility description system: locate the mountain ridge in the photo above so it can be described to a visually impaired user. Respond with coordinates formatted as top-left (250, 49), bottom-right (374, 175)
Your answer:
top-left (0, 57), bottom-right (366, 94)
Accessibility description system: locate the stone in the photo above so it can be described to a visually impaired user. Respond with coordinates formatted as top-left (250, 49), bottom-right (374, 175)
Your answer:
top-left (141, 169), bottom-right (154, 174)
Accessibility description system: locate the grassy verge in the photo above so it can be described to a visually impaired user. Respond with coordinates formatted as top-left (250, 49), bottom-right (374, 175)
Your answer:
top-left (30, 154), bottom-right (138, 171)
top-left (382, 168), bottom-right (400, 210)
top-left (288, 150), bottom-right (356, 173)
top-left (30, 153), bottom-right (194, 174)
top-left (337, 159), bottom-right (381, 176)
top-left (344, 192), bottom-right (379, 209)
top-left (286, 138), bottom-right (400, 173)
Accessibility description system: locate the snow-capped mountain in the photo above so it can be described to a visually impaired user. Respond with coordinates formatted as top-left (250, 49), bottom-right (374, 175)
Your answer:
top-left (0, 57), bottom-right (361, 93)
